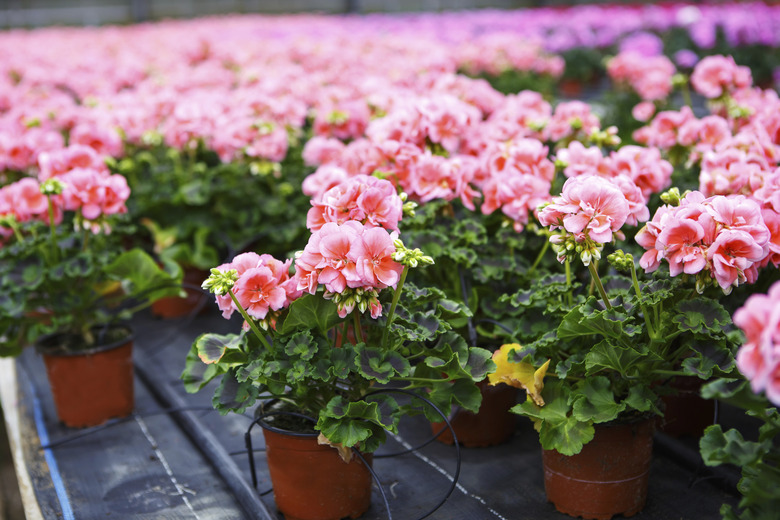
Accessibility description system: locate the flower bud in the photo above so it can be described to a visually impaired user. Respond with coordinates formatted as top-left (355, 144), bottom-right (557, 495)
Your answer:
top-left (202, 268), bottom-right (238, 296)
top-left (660, 187), bottom-right (682, 206)
top-left (40, 178), bottom-right (65, 196)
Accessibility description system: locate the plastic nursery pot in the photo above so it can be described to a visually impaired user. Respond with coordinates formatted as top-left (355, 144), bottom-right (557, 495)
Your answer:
top-left (261, 423), bottom-right (373, 520)
top-left (430, 380), bottom-right (518, 447)
top-left (542, 416), bottom-right (655, 520)
top-left (37, 326), bottom-right (134, 428)
top-left (657, 376), bottom-right (714, 438)
top-left (151, 267), bottom-right (209, 319)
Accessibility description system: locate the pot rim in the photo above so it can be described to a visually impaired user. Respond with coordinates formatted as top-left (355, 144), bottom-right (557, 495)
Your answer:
top-left (36, 323), bottom-right (134, 357)
top-left (255, 409), bottom-right (319, 438)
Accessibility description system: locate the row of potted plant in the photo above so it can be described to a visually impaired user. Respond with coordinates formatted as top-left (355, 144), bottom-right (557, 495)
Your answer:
top-left (1, 10), bottom-right (779, 520)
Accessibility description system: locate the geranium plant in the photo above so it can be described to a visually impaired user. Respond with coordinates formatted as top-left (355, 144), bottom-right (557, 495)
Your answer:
top-left (489, 181), bottom-right (757, 455)
top-left (0, 158), bottom-right (182, 355)
top-left (181, 175), bottom-right (494, 454)
top-left (699, 279), bottom-right (780, 520)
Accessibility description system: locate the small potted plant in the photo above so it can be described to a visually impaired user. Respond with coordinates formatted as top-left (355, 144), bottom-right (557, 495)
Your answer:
top-left (117, 122), bottom-right (313, 320)
top-left (489, 182), bottom-right (757, 519)
top-left (699, 279), bottom-right (780, 520)
top-left (0, 171), bottom-right (181, 428)
top-left (182, 175), bottom-right (494, 520)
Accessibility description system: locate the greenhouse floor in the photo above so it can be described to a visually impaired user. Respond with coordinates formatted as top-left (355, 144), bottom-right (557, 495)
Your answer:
top-left (0, 307), bottom-right (743, 520)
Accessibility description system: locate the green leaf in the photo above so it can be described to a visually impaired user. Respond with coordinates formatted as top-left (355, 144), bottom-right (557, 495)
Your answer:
top-left (699, 425), bottom-right (765, 467)
top-left (316, 396), bottom-right (394, 452)
top-left (584, 340), bottom-right (653, 378)
top-left (624, 385), bottom-right (658, 413)
top-left (105, 247), bottom-right (183, 301)
top-left (515, 381), bottom-right (594, 456)
top-left (193, 333), bottom-right (244, 364)
top-left (356, 345), bottom-right (411, 383)
top-left (282, 330), bottom-right (318, 361)
top-left (681, 341), bottom-right (735, 379)
top-left (212, 370), bottom-right (259, 414)
top-left (328, 347), bottom-right (358, 379)
top-left (571, 376), bottom-right (626, 424)
top-left (425, 378), bottom-right (483, 420)
top-left (557, 297), bottom-right (639, 344)
top-left (179, 178), bottom-right (209, 205)
top-left (181, 342), bottom-right (224, 393)
top-left (673, 299), bottom-right (731, 335)
top-left (277, 294), bottom-right (342, 336)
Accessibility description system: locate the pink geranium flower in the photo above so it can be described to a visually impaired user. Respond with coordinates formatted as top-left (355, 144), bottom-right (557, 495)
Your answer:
top-left (539, 175), bottom-right (630, 245)
top-left (306, 175), bottom-right (403, 233)
top-left (733, 281), bottom-right (780, 405)
top-left (349, 226), bottom-right (403, 290)
top-left (690, 55), bottom-right (752, 99)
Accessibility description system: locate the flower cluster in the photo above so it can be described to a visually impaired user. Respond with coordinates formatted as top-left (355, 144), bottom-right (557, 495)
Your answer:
top-left (0, 146), bottom-right (129, 238)
top-left (295, 221), bottom-right (403, 318)
top-left (636, 190), bottom-right (771, 293)
top-left (538, 175), bottom-right (635, 265)
top-left (306, 174), bottom-right (404, 233)
top-left (733, 280), bottom-right (780, 405)
top-left (607, 51), bottom-right (677, 101)
top-left (690, 55), bottom-right (753, 99)
top-left (209, 252), bottom-right (300, 329)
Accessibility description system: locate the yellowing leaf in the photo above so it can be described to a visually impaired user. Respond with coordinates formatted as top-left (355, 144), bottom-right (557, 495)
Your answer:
top-left (487, 343), bottom-right (550, 406)
top-left (317, 432), bottom-right (353, 463)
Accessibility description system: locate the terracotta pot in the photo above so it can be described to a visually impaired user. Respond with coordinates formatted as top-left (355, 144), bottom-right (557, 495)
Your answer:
top-left (430, 380), bottom-right (518, 447)
top-left (558, 78), bottom-right (584, 97)
top-left (151, 267), bottom-right (209, 319)
top-left (542, 417), bottom-right (655, 520)
top-left (262, 425), bottom-right (373, 520)
top-left (38, 327), bottom-right (134, 428)
top-left (658, 376), bottom-right (714, 438)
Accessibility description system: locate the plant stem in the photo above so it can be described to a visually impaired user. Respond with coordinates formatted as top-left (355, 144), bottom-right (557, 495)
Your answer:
top-left (681, 81), bottom-right (693, 109)
top-left (529, 239), bottom-right (550, 276)
top-left (588, 261), bottom-right (612, 310)
top-left (228, 291), bottom-right (271, 350)
top-left (382, 265), bottom-right (408, 350)
top-left (629, 261), bottom-right (656, 339)
top-left (46, 195), bottom-right (60, 262)
top-left (564, 259), bottom-right (573, 307)
top-left (353, 311), bottom-right (364, 344)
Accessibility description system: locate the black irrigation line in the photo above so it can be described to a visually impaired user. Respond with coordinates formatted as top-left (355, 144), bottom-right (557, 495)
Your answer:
top-left (246, 388), bottom-right (462, 520)
top-left (133, 357), bottom-right (277, 520)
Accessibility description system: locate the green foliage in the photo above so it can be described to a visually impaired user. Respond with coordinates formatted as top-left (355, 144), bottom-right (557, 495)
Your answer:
top-left (181, 278), bottom-right (495, 453)
top-left (118, 139), bottom-right (313, 271)
top-left (495, 254), bottom-right (740, 456)
top-left (700, 379), bottom-right (780, 520)
top-left (0, 213), bottom-right (181, 353)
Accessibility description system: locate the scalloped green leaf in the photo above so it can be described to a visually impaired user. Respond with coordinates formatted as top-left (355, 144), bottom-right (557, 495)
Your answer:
top-left (356, 345), bottom-right (411, 383)
top-left (557, 297), bottom-right (639, 343)
top-left (105, 247), bottom-right (183, 300)
top-left (212, 370), bottom-right (259, 414)
top-left (426, 378), bottom-right (483, 420)
top-left (624, 385), bottom-right (658, 413)
top-left (316, 397), bottom-right (392, 451)
top-left (700, 425), bottom-right (765, 467)
top-left (193, 333), bottom-right (244, 364)
top-left (283, 330), bottom-right (318, 361)
top-left (181, 343), bottom-right (223, 393)
top-left (584, 340), bottom-right (652, 378)
top-left (328, 347), bottom-right (358, 379)
top-left (278, 293), bottom-right (342, 336)
top-left (673, 299), bottom-right (731, 335)
top-left (571, 376), bottom-right (625, 423)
